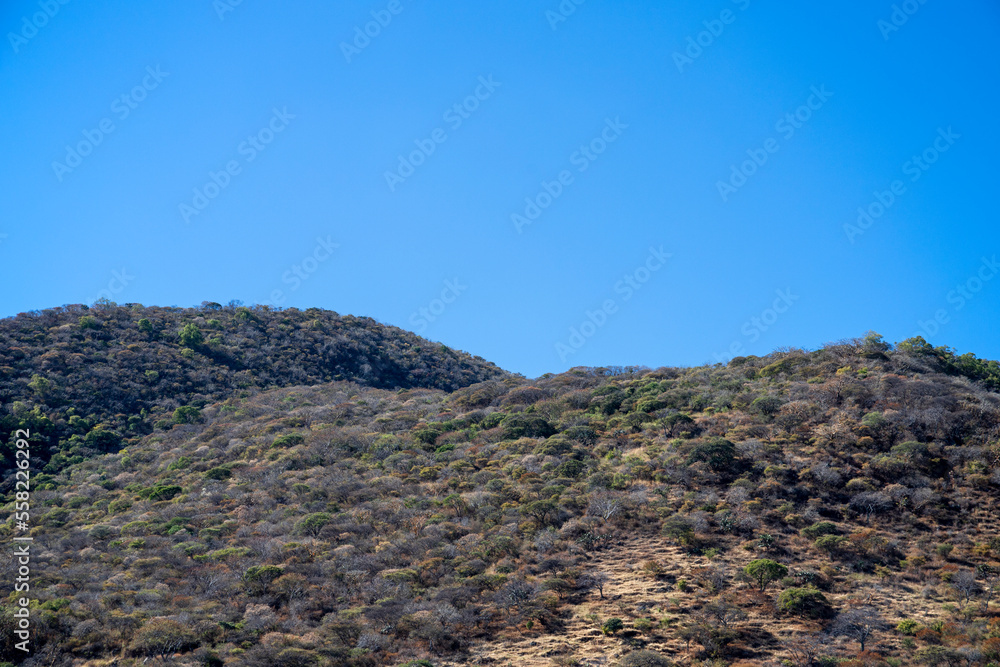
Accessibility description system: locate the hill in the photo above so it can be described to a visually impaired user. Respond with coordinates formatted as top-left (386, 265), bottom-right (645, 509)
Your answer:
top-left (0, 302), bottom-right (508, 484)
top-left (2, 331), bottom-right (1000, 666)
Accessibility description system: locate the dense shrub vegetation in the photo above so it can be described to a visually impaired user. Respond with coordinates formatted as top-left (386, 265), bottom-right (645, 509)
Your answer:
top-left (0, 302), bottom-right (506, 484)
top-left (2, 329), bottom-right (1000, 665)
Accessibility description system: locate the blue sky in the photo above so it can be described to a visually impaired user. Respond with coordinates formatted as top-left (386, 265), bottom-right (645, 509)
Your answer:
top-left (2, 0), bottom-right (998, 378)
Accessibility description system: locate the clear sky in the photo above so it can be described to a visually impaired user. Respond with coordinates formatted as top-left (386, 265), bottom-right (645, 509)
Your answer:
top-left (2, 0), bottom-right (998, 378)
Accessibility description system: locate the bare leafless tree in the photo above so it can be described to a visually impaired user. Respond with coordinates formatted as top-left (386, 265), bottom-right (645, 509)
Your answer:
top-left (579, 571), bottom-right (610, 599)
top-left (701, 597), bottom-right (746, 629)
top-left (977, 564), bottom-right (999, 613)
top-left (705, 564), bottom-right (729, 591)
top-left (785, 634), bottom-right (825, 667)
top-left (587, 492), bottom-right (624, 522)
top-left (951, 569), bottom-right (982, 609)
top-left (829, 606), bottom-right (886, 652)
top-left (849, 491), bottom-right (893, 523)
top-left (493, 579), bottom-right (536, 620)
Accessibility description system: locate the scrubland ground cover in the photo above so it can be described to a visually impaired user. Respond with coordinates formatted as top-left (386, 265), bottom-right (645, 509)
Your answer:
top-left (2, 319), bottom-right (1000, 667)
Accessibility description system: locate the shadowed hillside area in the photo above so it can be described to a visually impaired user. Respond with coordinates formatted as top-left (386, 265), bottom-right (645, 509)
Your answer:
top-left (0, 302), bottom-right (507, 484)
top-left (3, 329), bottom-right (1000, 666)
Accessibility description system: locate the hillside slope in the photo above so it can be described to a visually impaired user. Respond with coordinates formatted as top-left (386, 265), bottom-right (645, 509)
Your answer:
top-left (3, 333), bottom-right (1000, 666)
top-left (0, 302), bottom-right (508, 482)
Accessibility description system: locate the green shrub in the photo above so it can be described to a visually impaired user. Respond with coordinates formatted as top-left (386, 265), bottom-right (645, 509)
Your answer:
top-left (84, 428), bottom-right (122, 452)
top-left (800, 521), bottom-right (838, 539)
top-left (167, 456), bottom-right (192, 471)
top-left (501, 414), bottom-right (556, 439)
top-left (686, 437), bottom-right (737, 472)
top-left (814, 535), bottom-right (847, 554)
top-left (39, 598), bottom-right (70, 611)
top-left (557, 459), bottom-right (586, 478)
top-left (867, 455), bottom-right (910, 480)
top-left (199, 528), bottom-right (222, 540)
top-left (564, 425), bottom-right (598, 445)
top-left (777, 587), bottom-right (833, 618)
top-left (662, 515), bottom-right (696, 546)
top-left (413, 428), bottom-right (441, 447)
top-left (109, 498), bottom-right (132, 514)
top-left (601, 617), bottom-right (624, 636)
top-left (751, 395), bottom-right (784, 416)
top-left (176, 542), bottom-right (207, 556)
top-left (138, 484), bottom-right (182, 501)
top-left (121, 521), bottom-right (151, 536)
top-left (891, 441), bottom-right (931, 462)
top-left (633, 617), bottom-right (654, 633)
top-left (479, 412), bottom-right (505, 429)
top-left (204, 466), bottom-right (232, 481)
top-left (172, 406), bottom-right (202, 424)
top-left (635, 397), bottom-right (667, 413)
top-left (272, 433), bottom-right (306, 448)
top-left (897, 619), bottom-right (919, 635)
top-left (42, 508), bottom-right (71, 527)
top-left (533, 437), bottom-right (573, 456)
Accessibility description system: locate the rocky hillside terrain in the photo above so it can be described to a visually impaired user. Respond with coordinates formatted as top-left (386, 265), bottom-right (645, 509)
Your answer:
top-left (2, 329), bottom-right (1000, 667)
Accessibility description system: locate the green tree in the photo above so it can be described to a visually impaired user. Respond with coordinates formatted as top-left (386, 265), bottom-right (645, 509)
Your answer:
top-left (84, 427), bottom-right (121, 452)
top-left (172, 406), bottom-right (202, 424)
top-left (687, 437), bottom-right (737, 472)
top-left (243, 565), bottom-right (284, 594)
top-left (28, 374), bottom-right (52, 397)
top-left (138, 318), bottom-right (154, 334)
top-left (520, 499), bottom-right (558, 527)
top-left (861, 331), bottom-right (891, 357)
top-left (744, 559), bottom-right (788, 591)
top-left (751, 395), bottom-right (783, 416)
top-left (179, 323), bottom-right (204, 348)
top-left (295, 512), bottom-right (332, 537)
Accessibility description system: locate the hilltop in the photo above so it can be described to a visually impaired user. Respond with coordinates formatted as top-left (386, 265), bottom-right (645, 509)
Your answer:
top-left (0, 302), bottom-right (507, 484)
